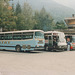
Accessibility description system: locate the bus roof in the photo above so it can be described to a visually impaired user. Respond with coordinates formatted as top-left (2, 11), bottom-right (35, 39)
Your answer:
top-left (0, 30), bottom-right (44, 34)
top-left (44, 31), bottom-right (63, 34)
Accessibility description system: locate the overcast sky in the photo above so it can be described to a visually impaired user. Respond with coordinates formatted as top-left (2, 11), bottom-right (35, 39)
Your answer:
top-left (11, 0), bottom-right (75, 10)
top-left (54, 0), bottom-right (75, 9)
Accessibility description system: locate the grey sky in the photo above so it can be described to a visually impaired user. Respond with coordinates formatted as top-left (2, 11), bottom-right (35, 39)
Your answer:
top-left (11, 0), bottom-right (75, 10)
top-left (54, 0), bottom-right (75, 9)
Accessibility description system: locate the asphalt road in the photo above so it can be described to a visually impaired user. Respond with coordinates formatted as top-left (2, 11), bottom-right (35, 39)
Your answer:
top-left (0, 50), bottom-right (75, 75)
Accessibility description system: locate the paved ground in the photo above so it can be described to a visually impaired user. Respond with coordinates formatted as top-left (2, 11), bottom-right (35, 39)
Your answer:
top-left (0, 50), bottom-right (75, 75)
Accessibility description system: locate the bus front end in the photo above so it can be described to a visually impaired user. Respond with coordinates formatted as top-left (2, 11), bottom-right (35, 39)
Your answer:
top-left (57, 33), bottom-right (67, 50)
top-left (34, 31), bottom-right (45, 50)
top-left (57, 42), bottom-right (67, 50)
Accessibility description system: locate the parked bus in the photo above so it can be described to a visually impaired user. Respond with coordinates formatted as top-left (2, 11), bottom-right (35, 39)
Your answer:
top-left (66, 35), bottom-right (75, 50)
top-left (44, 31), bottom-right (67, 51)
top-left (0, 30), bottom-right (45, 52)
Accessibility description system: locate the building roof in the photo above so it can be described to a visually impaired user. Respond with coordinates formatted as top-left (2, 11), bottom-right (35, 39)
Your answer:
top-left (64, 17), bottom-right (75, 20)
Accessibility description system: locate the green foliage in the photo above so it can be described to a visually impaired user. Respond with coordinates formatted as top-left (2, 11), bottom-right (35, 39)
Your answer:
top-left (22, 2), bottom-right (34, 30)
top-left (15, 2), bottom-right (22, 15)
top-left (55, 21), bottom-right (68, 29)
top-left (33, 7), bottom-right (55, 31)
top-left (0, 0), bottom-right (16, 31)
top-left (16, 2), bottom-right (35, 30)
top-left (0, 1), bottom-right (67, 31)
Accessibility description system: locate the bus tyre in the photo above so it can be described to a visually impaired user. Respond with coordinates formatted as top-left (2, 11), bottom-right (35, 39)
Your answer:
top-left (16, 45), bottom-right (21, 52)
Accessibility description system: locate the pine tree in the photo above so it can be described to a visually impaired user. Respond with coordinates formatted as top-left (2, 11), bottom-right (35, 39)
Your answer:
top-left (16, 2), bottom-right (35, 30)
top-left (33, 7), bottom-right (55, 31)
top-left (15, 2), bottom-right (22, 15)
top-left (55, 21), bottom-right (67, 29)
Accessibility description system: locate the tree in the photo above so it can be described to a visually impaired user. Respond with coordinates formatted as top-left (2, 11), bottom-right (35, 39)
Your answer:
top-left (16, 2), bottom-right (35, 30)
top-left (55, 21), bottom-right (67, 29)
top-left (33, 10), bottom-right (41, 29)
top-left (33, 7), bottom-right (55, 31)
top-left (15, 2), bottom-right (22, 15)
top-left (0, 0), bottom-right (17, 31)
top-left (22, 2), bottom-right (34, 30)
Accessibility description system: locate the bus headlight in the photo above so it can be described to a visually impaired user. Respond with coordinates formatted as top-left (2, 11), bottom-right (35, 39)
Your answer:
top-left (22, 45), bottom-right (26, 49)
top-left (27, 45), bottom-right (31, 49)
top-left (37, 45), bottom-right (39, 47)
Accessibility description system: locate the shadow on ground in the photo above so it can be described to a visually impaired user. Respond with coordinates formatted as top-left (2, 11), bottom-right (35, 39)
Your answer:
top-left (0, 49), bottom-right (73, 54)
top-left (0, 49), bottom-right (44, 54)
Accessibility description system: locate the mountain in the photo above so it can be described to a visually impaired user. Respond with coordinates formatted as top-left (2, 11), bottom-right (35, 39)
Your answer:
top-left (10, 0), bottom-right (75, 21)
top-left (54, 0), bottom-right (75, 10)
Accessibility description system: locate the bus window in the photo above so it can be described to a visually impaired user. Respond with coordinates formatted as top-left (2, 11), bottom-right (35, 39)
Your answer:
top-left (53, 36), bottom-right (59, 42)
top-left (49, 36), bottom-right (51, 40)
top-left (45, 36), bottom-right (48, 44)
top-left (45, 36), bottom-right (48, 40)
top-left (13, 33), bottom-right (22, 40)
top-left (53, 36), bottom-right (58, 46)
top-left (0, 34), bottom-right (5, 40)
top-left (22, 35), bottom-right (33, 39)
top-left (5, 33), bottom-right (12, 40)
top-left (22, 32), bottom-right (33, 39)
top-left (35, 32), bottom-right (44, 38)
top-left (13, 35), bottom-right (22, 40)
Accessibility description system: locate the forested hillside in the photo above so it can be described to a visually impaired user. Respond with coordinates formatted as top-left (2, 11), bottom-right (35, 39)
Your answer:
top-left (11, 0), bottom-right (75, 21)
top-left (0, 0), bottom-right (72, 31)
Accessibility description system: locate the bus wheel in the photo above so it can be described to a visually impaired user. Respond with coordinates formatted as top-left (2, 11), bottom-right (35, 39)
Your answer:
top-left (45, 46), bottom-right (49, 51)
top-left (16, 45), bottom-right (21, 52)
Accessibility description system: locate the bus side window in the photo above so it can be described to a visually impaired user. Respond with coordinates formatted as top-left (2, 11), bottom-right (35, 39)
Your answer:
top-left (22, 32), bottom-right (33, 39)
top-left (22, 35), bottom-right (33, 39)
top-left (13, 35), bottom-right (22, 40)
top-left (0, 34), bottom-right (5, 40)
top-left (53, 36), bottom-right (59, 42)
top-left (0, 34), bottom-right (2, 40)
top-left (5, 34), bottom-right (13, 40)
top-left (56, 36), bottom-right (59, 42)
top-left (49, 36), bottom-right (51, 40)
top-left (13, 33), bottom-right (22, 40)
top-left (45, 36), bottom-right (48, 40)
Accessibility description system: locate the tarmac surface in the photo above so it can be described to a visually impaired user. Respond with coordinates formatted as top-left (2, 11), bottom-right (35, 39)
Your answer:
top-left (0, 50), bottom-right (75, 75)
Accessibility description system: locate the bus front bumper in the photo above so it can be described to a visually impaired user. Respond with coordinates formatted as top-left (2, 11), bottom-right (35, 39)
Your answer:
top-left (57, 45), bottom-right (67, 50)
top-left (34, 46), bottom-right (44, 50)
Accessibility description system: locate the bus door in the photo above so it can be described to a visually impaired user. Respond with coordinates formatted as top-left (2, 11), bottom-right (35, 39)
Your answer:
top-left (45, 35), bottom-right (52, 47)
top-left (52, 36), bottom-right (59, 47)
top-left (44, 35), bottom-right (53, 50)
top-left (48, 35), bottom-right (53, 47)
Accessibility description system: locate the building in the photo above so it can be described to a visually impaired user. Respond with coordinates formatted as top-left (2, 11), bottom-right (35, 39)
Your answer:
top-left (57, 14), bottom-right (75, 40)
top-left (64, 14), bottom-right (75, 29)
